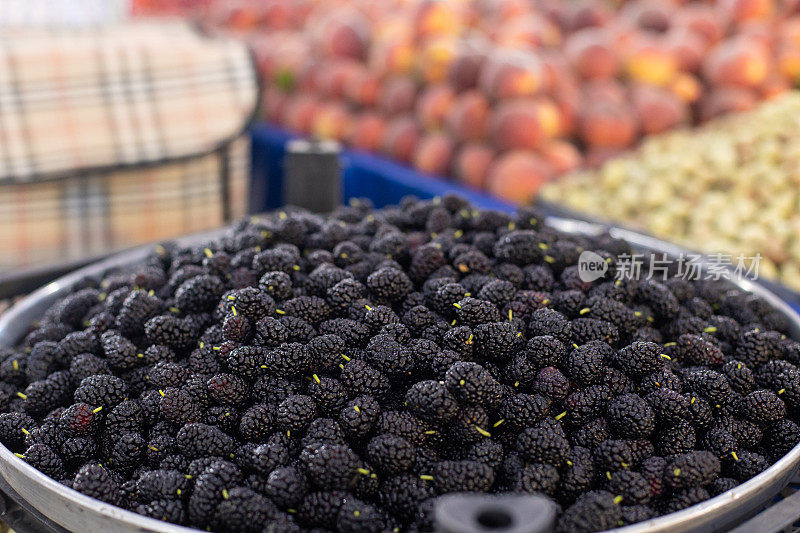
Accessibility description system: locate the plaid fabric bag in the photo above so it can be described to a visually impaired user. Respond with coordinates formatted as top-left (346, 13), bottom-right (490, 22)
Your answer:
top-left (0, 21), bottom-right (258, 271)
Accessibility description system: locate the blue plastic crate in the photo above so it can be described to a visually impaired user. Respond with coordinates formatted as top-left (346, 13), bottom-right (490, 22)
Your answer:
top-left (249, 122), bottom-right (800, 313)
top-left (249, 123), bottom-right (514, 213)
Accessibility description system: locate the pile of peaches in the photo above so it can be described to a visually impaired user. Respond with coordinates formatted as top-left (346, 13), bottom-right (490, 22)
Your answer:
top-left (203, 0), bottom-right (800, 203)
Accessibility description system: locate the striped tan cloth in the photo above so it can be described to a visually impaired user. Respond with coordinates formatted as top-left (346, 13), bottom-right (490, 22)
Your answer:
top-left (0, 21), bottom-right (258, 271)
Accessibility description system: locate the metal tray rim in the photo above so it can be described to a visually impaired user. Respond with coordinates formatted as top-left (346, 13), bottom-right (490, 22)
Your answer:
top-left (0, 218), bottom-right (798, 533)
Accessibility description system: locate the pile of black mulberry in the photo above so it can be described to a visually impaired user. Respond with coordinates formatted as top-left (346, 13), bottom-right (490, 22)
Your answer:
top-left (2, 195), bottom-right (800, 533)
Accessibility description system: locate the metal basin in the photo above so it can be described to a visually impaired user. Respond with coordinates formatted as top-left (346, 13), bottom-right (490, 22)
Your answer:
top-left (0, 218), bottom-right (798, 533)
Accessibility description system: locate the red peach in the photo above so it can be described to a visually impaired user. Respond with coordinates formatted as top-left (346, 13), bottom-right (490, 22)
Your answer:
top-left (448, 47), bottom-right (488, 92)
top-left (496, 14), bottom-right (563, 49)
top-left (349, 113), bottom-right (387, 152)
top-left (446, 91), bottom-right (490, 142)
top-left (378, 76), bottom-right (418, 116)
top-left (567, 0), bottom-right (614, 31)
top-left (262, 0), bottom-right (295, 30)
top-left (700, 86), bottom-right (758, 120)
top-left (382, 117), bottom-right (421, 163)
top-left (779, 17), bottom-right (800, 48)
top-left (625, 40), bottom-right (679, 86)
top-left (483, 0), bottom-right (531, 24)
top-left (412, 132), bottom-right (455, 176)
top-left (488, 100), bottom-right (549, 151)
top-left (581, 79), bottom-right (629, 106)
top-left (778, 46), bottom-right (800, 81)
top-left (418, 37), bottom-right (458, 84)
top-left (317, 9), bottom-right (371, 61)
top-left (540, 50), bottom-right (577, 94)
top-left (670, 72), bottom-right (703, 103)
top-left (578, 101), bottom-right (639, 149)
top-left (534, 97), bottom-right (565, 138)
top-left (369, 36), bottom-right (415, 76)
top-left (414, 0), bottom-right (463, 40)
top-left (666, 27), bottom-right (708, 72)
top-left (704, 37), bottom-right (771, 88)
top-left (263, 87), bottom-right (289, 124)
top-left (311, 102), bottom-right (352, 141)
top-left (539, 140), bottom-right (582, 175)
top-left (584, 147), bottom-right (626, 169)
top-left (722, 0), bottom-right (775, 23)
top-left (416, 84), bottom-right (456, 131)
top-left (282, 93), bottom-right (319, 134)
top-left (675, 5), bottom-right (729, 45)
top-left (554, 82), bottom-right (581, 136)
top-left (631, 85), bottom-right (689, 135)
top-left (453, 143), bottom-right (495, 190)
top-left (486, 151), bottom-right (555, 203)
top-left (479, 52), bottom-right (544, 100)
top-left (343, 67), bottom-right (382, 107)
top-left (564, 28), bottom-right (619, 80)
top-left (759, 75), bottom-right (791, 99)
top-left (737, 20), bottom-right (774, 49)
top-left (315, 60), bottom-right (361, 99)
top-left (619, 0), bottom-right (672, 33)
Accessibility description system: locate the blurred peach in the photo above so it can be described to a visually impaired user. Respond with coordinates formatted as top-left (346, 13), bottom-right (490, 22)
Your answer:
top-left (413, 132), bottom-right (455, 176)
top-left (579, 100), bottom-right (639, 149)
top-left (343, 67), bottom-right (382, 107)
top-left (454, 143), bottom-right (495, 189)
top-left (382, 117), bottom-right (421, 163)
top-left (446, 91), bottom-right (490, 142)
top-left (416, 84), bottom-right (456, 131)
top-left (496, 14), bottom-right (563, 49)
top-left (631, 85), bottom-right (689, 135)
top-left (533, 98), bottom-right (566, 138)
top-left (349, 113), bottom-right (387, 152)
top-left (378, 76), bottom-right (418, 116)
top-left (482, 0), bottom-right (531, 25)
top-left (626, 40), bottom-right (679, 86)
top-left (261, 0), bottom-right (296, 30)
top-left (282, 93), bottom-right (320, 134)
top-left (369, 36), bottom-right (415, 76)
top-left (315, 60), bottom-right (361, 99)
top-left (722, 0), bottom-right (775, 23)
top-left (316, 9), bottom-right (371, 61)
top-left (414, 0), bottom-right (463, 40)
top-left (539, 140), bottom-right (582, 175)
top-left (567, 0), bottom-right (614, 31)
top-left (584, 147), bottom-right (627, 169)
top-left (564, 28), bottom-right (619, 80)
top-left (479, 52), bottom-right (544, 99)
top-left (448, 49), bottom-right (488, 92)
top-left (700, 86), bottom-right (758, 120)
top-left (418, 37), bottom-right (458, 84)
top-left (666, 27), bottom-right (708, 72)
top-left (311, 102), bottom-right (352, 141)
top-left (670, 72), bottom-right (703, 103)
top-left (540, 50), bottom-right (576, 93)
top-left (779, 17), bottom-right (800, 47)
top-left (704, 37), bottom-right (771, 88)
top-left (759, 74), bottom-right (791, 98)
top-left (736, 20), bottom-right (774, 49)
top-left (618, 0), bottom-right (672, 33)
top-left (674, 5), bottom-right (728, 45)
top-left (263, 87), bottom-right (289, 124)
top-left (554, 82), bottom-right (581, 136)
top-left (581, 79), bottom-right (629, 106)
top-left (489, 100), bottom-right (547, 151)
top-left (486, 151), bottom-right (555, 203)
top-left (778, 46), bottom-right (800, 80)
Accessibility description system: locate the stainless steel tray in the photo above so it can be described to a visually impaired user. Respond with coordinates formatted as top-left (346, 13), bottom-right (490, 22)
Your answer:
top-left (0, 218), bottom-right (798, 533)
